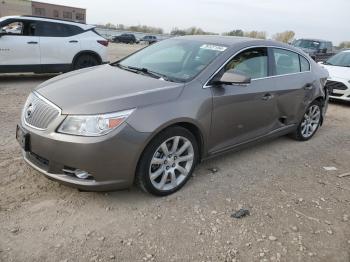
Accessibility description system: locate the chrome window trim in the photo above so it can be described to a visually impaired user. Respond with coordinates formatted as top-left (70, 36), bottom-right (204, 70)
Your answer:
top-left (23, 91), bottom-right (62, 131)
top-left (203, 45), bottom-right (312, 88)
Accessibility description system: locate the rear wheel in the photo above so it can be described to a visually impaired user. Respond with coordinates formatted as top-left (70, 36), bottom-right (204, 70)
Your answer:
top-left (136, 126), bottom-right (199, 196)
top-left (73, 54), bottom-right (100, 70)
top-left (291, 100), bottom-right (322, 141)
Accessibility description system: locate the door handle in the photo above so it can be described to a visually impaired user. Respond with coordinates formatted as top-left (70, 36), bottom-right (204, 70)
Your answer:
top-left (304, 83), bottom-right (313, 90)
top-left (27, 41), bottom-right (38, 44)
top-left (69, 40), bottom-right (78, 43)
top-left (262, 93), bottom-right (274, 101)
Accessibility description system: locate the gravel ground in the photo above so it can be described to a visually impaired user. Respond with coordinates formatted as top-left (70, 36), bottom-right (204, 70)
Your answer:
top-left (0, 43), bottom-right (350, 262)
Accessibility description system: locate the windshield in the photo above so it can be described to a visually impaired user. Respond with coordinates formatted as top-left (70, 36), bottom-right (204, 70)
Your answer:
top-left (325, 51), bottom-right (350, 67)
top-left (293, 40), bottom-right (321, 50)
top-left (116, 39), bottom-right (228, 82)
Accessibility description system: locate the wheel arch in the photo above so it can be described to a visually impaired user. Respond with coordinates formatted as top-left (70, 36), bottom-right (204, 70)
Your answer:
top-left (133, 120), bottom-right (206, 189)
top-left (72, 50), bottom-right (102, 67)
top-left (314, 96), bottom-right (326, 126)
top-left (134, 120), bottom-right (206, 182)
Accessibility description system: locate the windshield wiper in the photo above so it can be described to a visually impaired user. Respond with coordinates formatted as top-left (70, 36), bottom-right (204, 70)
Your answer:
top-left (117, 64), bottom-right (175, 82)
top-left (127, 66), bottom-right (174, 82)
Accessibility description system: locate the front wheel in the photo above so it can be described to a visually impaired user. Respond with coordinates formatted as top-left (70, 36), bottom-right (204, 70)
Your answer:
top-left (136, 126), bottom-right (199, 196)
top-left (291, 101), bottom-right (322, 141)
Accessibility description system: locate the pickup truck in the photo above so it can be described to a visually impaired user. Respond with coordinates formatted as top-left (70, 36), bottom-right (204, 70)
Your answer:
top-left (292, 39), bottom-right (336, 62)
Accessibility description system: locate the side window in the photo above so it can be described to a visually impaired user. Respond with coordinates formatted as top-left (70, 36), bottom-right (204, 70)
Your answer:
top-left (66, 25), bottom-right (83, 36)
top-left (300, 56), bottom-right (310, 72)
top-left (224, 48), bottom-right (268, 79)
top-left (273, 48), bottom-right (300, 75)
top-left (36, 22), bottom-right (82, 37)
top-left (0, 21), bottom-right (24, 35)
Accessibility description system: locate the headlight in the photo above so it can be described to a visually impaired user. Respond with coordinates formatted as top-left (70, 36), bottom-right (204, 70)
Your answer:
top-left (57, 109), bottom-right (135, 136)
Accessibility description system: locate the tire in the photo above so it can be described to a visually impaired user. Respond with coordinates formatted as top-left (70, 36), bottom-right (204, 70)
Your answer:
top-left (73, 54), bottom-right (100, 70)
top-left (290, 100), bottom-right (322, 141)
top-left (135, 126), bottom-right (199, 196)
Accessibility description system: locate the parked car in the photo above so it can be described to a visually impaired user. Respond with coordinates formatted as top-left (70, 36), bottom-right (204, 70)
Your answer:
top-left (320, 50), bottom-right (350, 102)
top-left (292, 38), bottom-right (335, 62)
top-left (17, 36), bottom-right (329, 196)
top-left (113, 33), bottom-right (138, 44)
top-left (141, 35), bottom-right (158, 44)
top-left (0, 16), bottom-right (109, 74)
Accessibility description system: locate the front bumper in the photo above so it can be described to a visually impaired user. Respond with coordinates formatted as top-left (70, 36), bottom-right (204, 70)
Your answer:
top-left (19, 121), bottom-right (150, 191)
top-left (328, 78), bottom-right (350, 102)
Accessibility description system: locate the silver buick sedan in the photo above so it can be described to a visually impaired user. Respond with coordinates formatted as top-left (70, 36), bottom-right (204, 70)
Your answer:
top-left (17, 36), bottom-right (329, 196)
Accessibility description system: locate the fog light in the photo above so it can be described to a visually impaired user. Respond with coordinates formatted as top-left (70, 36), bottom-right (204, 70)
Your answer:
top-left (75, 169), bottom-right (90, 179)
top-left (63, 168), bottom-right (91, 180)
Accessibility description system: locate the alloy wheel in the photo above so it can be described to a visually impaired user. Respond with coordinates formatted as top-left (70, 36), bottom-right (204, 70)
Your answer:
top-left (301, 105), bottom-right (321, 138)
top-left (149, 136), bottom-right (194, 191)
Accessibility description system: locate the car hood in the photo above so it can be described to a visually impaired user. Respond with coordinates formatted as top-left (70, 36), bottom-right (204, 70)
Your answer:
top-left (36, 65), bottom-right (184, 115)
top-left (322, 64), bottom-right (350, 80)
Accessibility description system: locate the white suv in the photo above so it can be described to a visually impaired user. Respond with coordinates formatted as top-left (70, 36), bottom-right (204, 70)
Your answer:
top-left (0, 16), bottom-right (109, 73)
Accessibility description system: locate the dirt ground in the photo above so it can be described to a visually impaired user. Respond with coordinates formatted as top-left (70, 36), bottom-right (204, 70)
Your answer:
top-left (0, 43), bottom-right (350, 262)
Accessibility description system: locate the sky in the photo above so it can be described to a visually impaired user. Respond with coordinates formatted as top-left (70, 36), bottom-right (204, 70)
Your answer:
top-left (40, 0), bottom-right (349, 45)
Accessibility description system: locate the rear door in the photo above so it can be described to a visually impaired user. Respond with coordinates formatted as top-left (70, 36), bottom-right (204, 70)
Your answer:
top-left (36, 21), bottom-right (82, 66)
top-left (269, 48), bottom-right (313, 125)
top-left (209, 47), bottom-right (279, 153)
top-left (0, 19), bottom-right (40, 66)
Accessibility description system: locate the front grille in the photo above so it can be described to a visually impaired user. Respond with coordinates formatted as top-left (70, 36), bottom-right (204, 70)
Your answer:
top-left (330, 93), bottom-right (343, 97)
top-left (23, 92), bottom-right (60, 130)
top-left (326, 80), bottom-right (348, 91)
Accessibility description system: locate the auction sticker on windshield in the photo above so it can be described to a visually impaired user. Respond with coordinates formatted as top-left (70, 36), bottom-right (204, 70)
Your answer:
top-left (200, 44), bottom-right (227, 52)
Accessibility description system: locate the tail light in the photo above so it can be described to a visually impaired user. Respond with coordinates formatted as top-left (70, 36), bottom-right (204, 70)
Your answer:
top-left (97, 40), bottom-right (109, 47)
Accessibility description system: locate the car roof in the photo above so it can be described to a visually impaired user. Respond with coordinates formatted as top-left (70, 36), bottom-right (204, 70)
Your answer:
top-left (172, 35), bottom-right (311, 58)
top-left (0, 15), bottom-right (94, 30)
top-left (176, 35), bottom-right (257, 46)
top-left (175, 35), bottom-right (293, 48)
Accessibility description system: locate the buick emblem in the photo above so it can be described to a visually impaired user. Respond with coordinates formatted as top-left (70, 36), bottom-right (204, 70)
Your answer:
top-left (25, 103), bottom-right (35, 119)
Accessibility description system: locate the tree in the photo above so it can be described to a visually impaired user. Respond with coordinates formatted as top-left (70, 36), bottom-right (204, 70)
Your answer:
top-left (105, 23), bottom-right (117, 29)
top-left (339, 41), bottom-right (350, 49)
top-left (128, 25), bottom-right (163, 34)
top-left (244, 31), bottom-right (266, 39)
top-left (171, 26), bottom-right (216, 36)
top-left (170, 27), bottom-right (187, 36)
top-left (222, 29), bottom-right (244, 37)
top-left (116, 24), bottom-right (125, 30)
top-left (272, 31), bottom-right (295, 43)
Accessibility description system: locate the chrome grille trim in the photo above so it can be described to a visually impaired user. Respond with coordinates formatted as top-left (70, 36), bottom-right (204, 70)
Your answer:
top-left (23, 91), bottom-right (61, 130)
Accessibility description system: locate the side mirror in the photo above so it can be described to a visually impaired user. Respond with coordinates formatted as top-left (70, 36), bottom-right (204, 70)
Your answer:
top-left (218, 70), bottom-right (251, 85)
top-left (0, 29), bottom-right (5, 37)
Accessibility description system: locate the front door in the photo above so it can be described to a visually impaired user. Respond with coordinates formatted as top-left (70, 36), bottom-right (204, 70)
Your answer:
top-left (208, 47), bottom-right (279, 154)
top-left (0, 19), bottom-right (40, 66)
